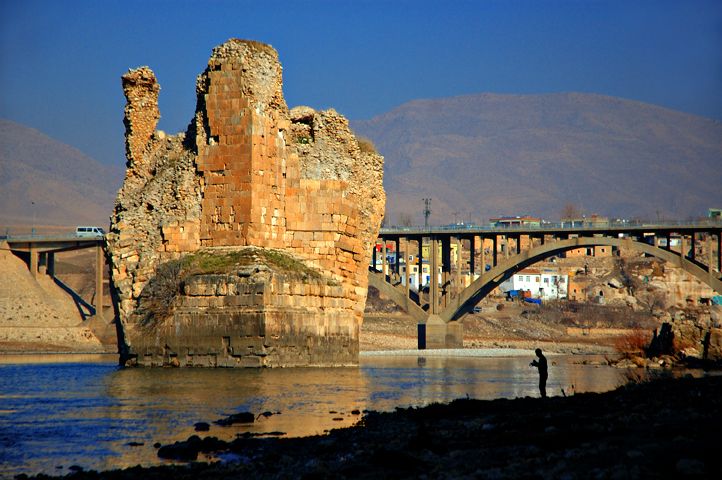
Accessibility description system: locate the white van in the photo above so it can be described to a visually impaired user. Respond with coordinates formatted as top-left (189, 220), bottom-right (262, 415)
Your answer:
top-left (76, 226), bottom-right (105, 237)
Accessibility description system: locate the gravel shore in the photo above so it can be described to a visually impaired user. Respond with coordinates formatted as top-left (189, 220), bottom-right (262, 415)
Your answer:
top-left (361, 348), bottom-right (535, 357)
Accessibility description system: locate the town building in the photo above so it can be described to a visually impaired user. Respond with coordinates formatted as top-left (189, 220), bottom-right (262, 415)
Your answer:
top-left (489, 215), bottom-right (541, 228)
top-left (499, 268), bottom-right (568, 300)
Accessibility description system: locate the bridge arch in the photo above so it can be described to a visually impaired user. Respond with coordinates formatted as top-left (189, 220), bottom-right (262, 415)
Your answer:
top-left (441, 236), bottom-right (722, 322)
top-left (367, 270), bottom-right (428, 323)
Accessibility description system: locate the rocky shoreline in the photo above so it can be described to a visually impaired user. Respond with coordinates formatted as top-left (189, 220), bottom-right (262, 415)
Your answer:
top-left (21, 375), bottom-right (722, 479)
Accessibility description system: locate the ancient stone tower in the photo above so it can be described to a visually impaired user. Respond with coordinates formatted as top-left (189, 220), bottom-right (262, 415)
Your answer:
top-left (108, 39), bottom-right (385, 367)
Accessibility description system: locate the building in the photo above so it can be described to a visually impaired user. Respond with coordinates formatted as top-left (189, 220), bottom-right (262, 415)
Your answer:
top-left (563, 245), bottom-right (614, 258)
top-left (560, 214), bottom-right (609, 228)
top-left (489, 215), bottom-right (541, 228)
top-left (499, 268), bottom-right (568, 300)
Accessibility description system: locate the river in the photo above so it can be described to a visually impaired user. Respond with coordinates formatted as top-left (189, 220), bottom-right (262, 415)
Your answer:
top-left (0, 351), bottom-right (625, 478)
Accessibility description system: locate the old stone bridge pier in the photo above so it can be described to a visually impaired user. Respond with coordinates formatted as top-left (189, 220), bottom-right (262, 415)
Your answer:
top-left (371, 223), bottom-right (722, 349)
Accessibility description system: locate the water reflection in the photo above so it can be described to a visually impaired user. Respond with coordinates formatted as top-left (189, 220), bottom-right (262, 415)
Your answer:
top-left (0, 354), bottom-right (626, 478)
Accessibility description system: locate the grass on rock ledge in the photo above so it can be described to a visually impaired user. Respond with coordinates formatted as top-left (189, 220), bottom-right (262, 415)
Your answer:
top-left (137, 247), bottom-right (334, 324)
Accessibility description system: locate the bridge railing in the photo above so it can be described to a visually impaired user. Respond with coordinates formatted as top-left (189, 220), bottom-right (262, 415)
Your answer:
top-left (380, 219), bottom-right (722, 235)
top-left (1, 230), bottom-right (105, 242)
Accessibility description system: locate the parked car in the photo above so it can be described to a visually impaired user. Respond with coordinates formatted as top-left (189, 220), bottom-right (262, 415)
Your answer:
top-left (76, 226), bottom-right (105, 237)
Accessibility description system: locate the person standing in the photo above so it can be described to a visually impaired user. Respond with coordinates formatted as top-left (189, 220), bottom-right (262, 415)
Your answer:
top-left (530, 348), bottom-right (548, 398)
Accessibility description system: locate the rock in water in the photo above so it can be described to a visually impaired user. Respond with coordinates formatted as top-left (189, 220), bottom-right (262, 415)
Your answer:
top-left (107, 39), bottom-right (385, 367)
top-left (214, 412), bottom-right (255, 426)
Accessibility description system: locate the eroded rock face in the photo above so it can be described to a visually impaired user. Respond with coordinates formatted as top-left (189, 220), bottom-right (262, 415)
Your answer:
top-left (107, 39), bottom-right (384, 366)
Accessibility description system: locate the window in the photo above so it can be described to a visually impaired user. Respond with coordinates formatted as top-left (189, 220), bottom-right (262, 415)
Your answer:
top-left (535, 277), bottom-right (540, 282)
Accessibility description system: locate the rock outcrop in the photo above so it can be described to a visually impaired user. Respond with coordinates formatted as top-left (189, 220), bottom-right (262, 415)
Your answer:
top-left (107, 39), bottom-right (385, 367)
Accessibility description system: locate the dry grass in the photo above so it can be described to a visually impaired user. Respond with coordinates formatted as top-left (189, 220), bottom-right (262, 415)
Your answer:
top-left (613, 330), bottom-right (650, 357)
top-left (357, 136), bottom-right (377, 154)
top-left (136, 248), bottom-right (331, 325)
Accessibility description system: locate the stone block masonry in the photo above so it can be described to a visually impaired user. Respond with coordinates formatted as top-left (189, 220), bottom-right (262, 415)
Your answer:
top-left (107, 39), bottom-right (384, 367)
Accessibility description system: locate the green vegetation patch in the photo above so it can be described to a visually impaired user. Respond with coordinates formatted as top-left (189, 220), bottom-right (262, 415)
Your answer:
top-left (136, 247), bottom-right (335, 325)
top-left (181, 247), bottom-right (325, 279)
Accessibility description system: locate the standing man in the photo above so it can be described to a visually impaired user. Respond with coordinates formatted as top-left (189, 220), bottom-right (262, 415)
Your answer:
top-left (530, 348), bottom-right (548, 398)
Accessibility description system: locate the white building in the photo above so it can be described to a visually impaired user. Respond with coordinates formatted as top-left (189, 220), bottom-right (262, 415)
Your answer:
top-left (499, 268), bottom-right (568, 300)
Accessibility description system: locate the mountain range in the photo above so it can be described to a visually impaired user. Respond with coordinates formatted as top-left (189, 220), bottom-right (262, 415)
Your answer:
top-left (352, 92), bottom-right (722, 225)
top-left (0, 119), bottom-right (123, 230)
top-left (1, 92), bottom-right (721, 230)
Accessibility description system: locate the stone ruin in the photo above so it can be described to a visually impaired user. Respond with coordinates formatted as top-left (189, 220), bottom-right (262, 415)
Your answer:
top-left (107, 39), bottom-right (385, 367)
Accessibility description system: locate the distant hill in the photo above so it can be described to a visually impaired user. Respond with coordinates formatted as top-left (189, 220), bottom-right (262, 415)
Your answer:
top-left (0, 119), bottom-right (123, 230)
top-left (351, 93), bottom-right (722, 225)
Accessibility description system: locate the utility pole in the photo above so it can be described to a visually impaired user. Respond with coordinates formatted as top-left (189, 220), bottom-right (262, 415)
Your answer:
top-left (423, 198), bottom-right (431, 228)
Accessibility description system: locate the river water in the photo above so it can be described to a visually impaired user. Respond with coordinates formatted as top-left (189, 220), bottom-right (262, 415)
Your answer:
top-left (0, 351), bottom-right (625, 478)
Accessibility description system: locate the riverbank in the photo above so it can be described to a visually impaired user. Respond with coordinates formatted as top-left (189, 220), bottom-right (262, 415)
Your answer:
top-left (360, 311), bottom-right (620, 355)
top-left (23, 374), bottom-right (721, 479)
top-left (0, 247), bottom-right (113, 354)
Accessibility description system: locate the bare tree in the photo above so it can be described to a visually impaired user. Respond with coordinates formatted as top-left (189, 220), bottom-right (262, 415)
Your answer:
top-left (638, 288), bottom-right (667, 315)
top-left (561, 203), bottom-right (582, 221)
top-left (397, 212), bottom-right (414, 227)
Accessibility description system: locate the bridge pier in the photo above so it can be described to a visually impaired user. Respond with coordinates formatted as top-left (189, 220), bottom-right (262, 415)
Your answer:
top-left (425, 315), bottom-right (463, 349)
top-left (94, 244), bottom-right (104, 320)
top-left (417, 238), bottom-right (425, 309)
top-left (47, 252), bottom-right (55, 277)
top-left (430, 237), bottom-right (439, 314)
top-left (29, 246), bottom-right (38, 278)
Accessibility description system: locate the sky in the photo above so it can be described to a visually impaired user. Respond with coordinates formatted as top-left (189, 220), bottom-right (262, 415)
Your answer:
top-left (1, 0), bottom-right (721, 167)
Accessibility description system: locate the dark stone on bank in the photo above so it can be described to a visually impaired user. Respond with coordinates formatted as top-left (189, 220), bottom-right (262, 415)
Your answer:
top-left (214, 411), bottom-right (254, 426)
top-left (237, 431), bottom-right (286, 438)
top-left (157, 435), bottom-right (228, 462)
top-left (194, 422), bottom-right (210, 432)
top-left (126, 441), bottom-right (144, 447)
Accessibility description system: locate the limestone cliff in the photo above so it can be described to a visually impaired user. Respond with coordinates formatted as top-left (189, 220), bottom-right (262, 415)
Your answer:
top-left (107, 39), bottom-right (385, 367)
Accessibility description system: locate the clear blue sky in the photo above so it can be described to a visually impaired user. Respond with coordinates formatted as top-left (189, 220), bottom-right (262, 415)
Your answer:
top-left (1, 0), bottom-right (721, 166)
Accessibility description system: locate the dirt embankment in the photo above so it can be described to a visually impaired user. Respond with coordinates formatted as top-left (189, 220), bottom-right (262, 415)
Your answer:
top-left (362, 284), bottom-right (658, 354)
top-left (0, 244), bottom-right (112, 353)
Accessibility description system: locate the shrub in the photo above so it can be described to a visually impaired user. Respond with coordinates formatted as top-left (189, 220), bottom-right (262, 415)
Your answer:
top-left (357, 136), bottom-right (377, 154)
top-left (138, 258), bottom-right (185, 325)
top-left (613, 329), bottom-right (650, 357)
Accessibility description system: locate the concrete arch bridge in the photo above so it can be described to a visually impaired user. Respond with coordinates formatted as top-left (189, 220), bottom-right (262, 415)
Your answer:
top-left (369, 223), bottom-right (722, 349)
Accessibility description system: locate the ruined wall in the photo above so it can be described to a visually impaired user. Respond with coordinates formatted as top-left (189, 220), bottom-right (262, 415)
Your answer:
top-left (107, 39), bottom-right (384, 366)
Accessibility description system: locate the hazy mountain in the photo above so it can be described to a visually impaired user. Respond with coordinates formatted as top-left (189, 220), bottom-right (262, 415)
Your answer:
top-left (2, 92), bottom-right (721, 232)
top-left (352, 93), bottom-right (722, 226)
top-left (0, 119), bottom-right (123, 230)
